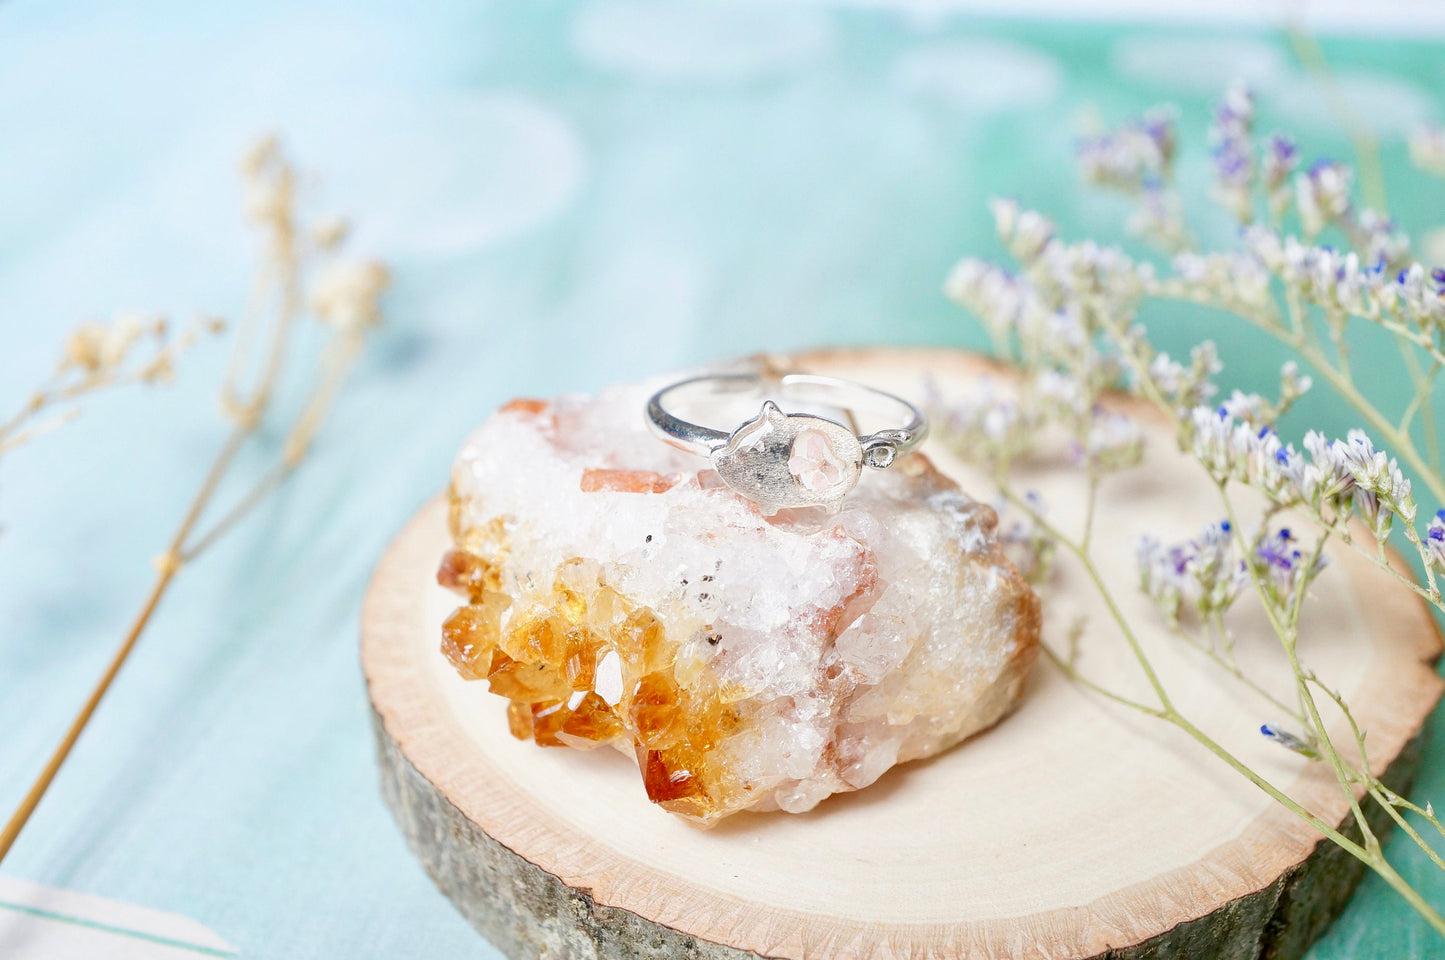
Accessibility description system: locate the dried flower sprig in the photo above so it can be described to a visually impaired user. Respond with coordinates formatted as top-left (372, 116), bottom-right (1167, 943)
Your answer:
top-left (1078, 105), bottom-right (1191, 252)
top-left (0, 314), bottom-right (222, 458)
top-left (0, 136), bottom-right (389, 863)
top-left (939, 85), bottom-right (1445, 935)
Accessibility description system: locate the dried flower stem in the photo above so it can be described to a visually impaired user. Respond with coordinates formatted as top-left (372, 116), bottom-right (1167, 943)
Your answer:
top-left (181, 331), bottom-right (366, 562)
top-left (0, 560), bottom-right (176, 861)
top-left (1113, 309), bottom-right (1437, 884)
top-left (1154, 292), bottom-right (1445, 605)
top-left (0, 419), bottom-right (251, 860)
top-left (0, 316), bottom-right (218, 459)
top-left (1285, 27), bottom-right (1388, 213)
top-left (940, 83), bottom-right (1445, 931)
top-left (1156, 285), bottom-right (1445, 508)
top-left (0, 139), bottom-right (386, 865)
top-left (0, 408), bottom-right (81, 456)
top-left (1169, 622), bottom-right (1303, 723)
top-left (1000, 480), bottom-right (1445, 936)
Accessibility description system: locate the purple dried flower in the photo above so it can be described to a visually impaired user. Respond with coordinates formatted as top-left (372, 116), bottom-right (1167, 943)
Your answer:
top-left (1078, 108), bottom-right (1178, 191)
top-left (1263, 135), bottom-right (1299, 187)
top-left (1295, 159), bottom-right (1353, 236)
top-left (1425, 510), bottom-right (1445, 571)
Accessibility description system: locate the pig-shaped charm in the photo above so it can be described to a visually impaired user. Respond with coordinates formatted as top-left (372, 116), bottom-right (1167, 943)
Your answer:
top-left (712, 401), bottom-right (864, 515)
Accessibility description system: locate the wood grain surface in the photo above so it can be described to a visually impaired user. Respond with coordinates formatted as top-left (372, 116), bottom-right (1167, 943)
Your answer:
top-left (363, 347), bottom-right (1442, 960)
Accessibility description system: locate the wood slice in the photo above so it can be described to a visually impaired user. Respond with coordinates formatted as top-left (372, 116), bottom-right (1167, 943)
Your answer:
top-left (362, 346), bottom-right (1442, 960)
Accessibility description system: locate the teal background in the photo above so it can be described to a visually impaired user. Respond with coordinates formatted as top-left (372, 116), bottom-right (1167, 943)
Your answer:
top-left (1, 1), bottom-right (1443, 957)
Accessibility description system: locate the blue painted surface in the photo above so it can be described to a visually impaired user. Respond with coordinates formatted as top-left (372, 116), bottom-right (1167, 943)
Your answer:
top-left (0, 2), bottom-right (1443, 956)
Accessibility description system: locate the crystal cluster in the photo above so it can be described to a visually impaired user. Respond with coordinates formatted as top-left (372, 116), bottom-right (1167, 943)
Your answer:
top-left (439, 380), bottom-right (1040, 824)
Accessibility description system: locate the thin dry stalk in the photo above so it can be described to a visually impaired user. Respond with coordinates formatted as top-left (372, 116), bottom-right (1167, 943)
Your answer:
top-left (0, 139), bottom-right (388, 864)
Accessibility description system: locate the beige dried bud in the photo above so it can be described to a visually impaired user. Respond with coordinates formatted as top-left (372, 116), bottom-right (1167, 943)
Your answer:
top-left (241, 134), bottom-right (281, 179)
top-left (282, 430), bottom-right (311, 468)
top-left (61, 322), bottom-right (108, 373)
top-left (102, 314), bottom-right (149, 370)
top-left (311, 217), bottom-right (350, 251)
top-left (244, 166), bottom-right (295, 227)
top-left (140, 352), bottom-right (176, 384)
top-left (309, 259), bottom-right (390, 332)
top-left (59, 314), bottom-right (165, 376)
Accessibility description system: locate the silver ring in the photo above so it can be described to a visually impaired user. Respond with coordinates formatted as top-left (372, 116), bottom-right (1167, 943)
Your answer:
top-left (645, 373), bottom-right (927, 514)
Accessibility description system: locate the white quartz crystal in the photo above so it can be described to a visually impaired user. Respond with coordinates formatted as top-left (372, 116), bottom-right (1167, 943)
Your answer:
top-left (443, 376), bottom-right (1040, 824)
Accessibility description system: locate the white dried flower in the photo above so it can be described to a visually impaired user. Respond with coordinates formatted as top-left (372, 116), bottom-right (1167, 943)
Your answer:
top-left (1136, 534), bottom-right (1188, 624)
top-left (1279, 361), bottom-right (1312, 407)
top-left (1301, 430), bottom-right (1354, 509)
top-left (1253, 435), bottom-right (1306, 506)
top-left (1033, 368), bottom-right (1088, 418)
top-left (1295, 159), bottom-right (1353, 237)
top-left (1148, 342), bottom-right (1222, 413)
top-left (1136, 520), bottom-right (1249, 623)
top-left (924, 377), bottom-right (1038, 465)
top-left (1186, 405), bottom-right (1240, 481)
top-left (1243, 225), bottom-right (1286, 272)
top-left (1353, 487), bottom-right (1391, 540)
top-left (944, 258), bottom-right (1032, 345)
top-left (1209, 86), bottom-right (1256, 222)
top-left (1126, 185), bottom-right (1190, 251)
top-left (1335, 429), bottom-right (1390, 490)
top-left (1078, 107), bottom-right (1177, 191)
top-left (990, 198), bottom-right (1056, 263)
top-left (1085, 411), bottom-right (1143, 472)
top-left (309, 260), bottom-right (390, 332)
top-left (1385, 462), bottom-right (1417, 526)
top-left (1219, 389), bottom-right (1270, 425)
top-left (1353, 209), bottom-right (1411, 271)
top-left (994, 494), bottom-right (1056, 585)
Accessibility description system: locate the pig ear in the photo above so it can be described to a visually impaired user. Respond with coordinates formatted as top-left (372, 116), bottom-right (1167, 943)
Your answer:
top-left (759, 400), bottom-right (788, 426)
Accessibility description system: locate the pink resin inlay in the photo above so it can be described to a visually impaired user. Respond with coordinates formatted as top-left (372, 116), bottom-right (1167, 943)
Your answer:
top-left (788, 429), bottom-right (846, 492)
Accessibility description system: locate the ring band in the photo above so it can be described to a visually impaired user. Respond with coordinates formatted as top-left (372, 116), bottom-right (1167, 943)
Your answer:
top-left (645, 373), bottom-right (927, 514)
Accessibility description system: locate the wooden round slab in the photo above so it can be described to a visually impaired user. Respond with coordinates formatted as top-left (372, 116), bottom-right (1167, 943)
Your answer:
top-left (362, 346), bottom-right (1442, 960)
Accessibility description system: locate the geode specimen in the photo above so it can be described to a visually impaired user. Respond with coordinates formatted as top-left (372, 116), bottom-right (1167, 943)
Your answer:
top-left (439, 379), bottom-right (1040, 824)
